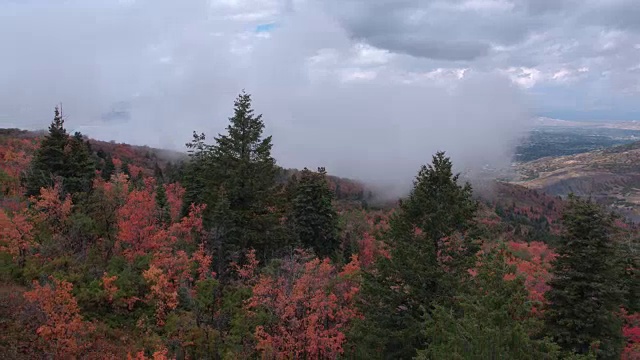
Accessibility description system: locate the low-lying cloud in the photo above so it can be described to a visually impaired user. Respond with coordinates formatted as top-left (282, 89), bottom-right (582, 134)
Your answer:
top-left (0, 0), bottom-right (532, 194)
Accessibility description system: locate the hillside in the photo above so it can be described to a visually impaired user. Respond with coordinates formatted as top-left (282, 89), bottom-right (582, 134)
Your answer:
top-left (0, 128), bottom-right (369, 203)
top-left (0, 115), bottom-right (637, 359)
top-left (513, 141), bottom-right (640, 221)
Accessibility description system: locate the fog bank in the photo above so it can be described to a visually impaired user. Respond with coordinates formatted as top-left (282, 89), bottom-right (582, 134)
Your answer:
top-left (0, 0), bottom-right (533, 196)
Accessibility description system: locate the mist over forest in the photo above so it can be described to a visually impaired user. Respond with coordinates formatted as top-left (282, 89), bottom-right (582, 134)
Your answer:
top-left (1, 1), bottom-right (639, 359)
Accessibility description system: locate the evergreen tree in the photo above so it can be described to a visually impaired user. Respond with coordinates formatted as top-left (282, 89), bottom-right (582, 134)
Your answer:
top-left (619, 234), bottom-right (640, 313)
top-left (121, 159), bottom-right (132, 179)
top-left (211, 91), bottom-right (282, 260)
top-left (287, 167), bottom-right (339, 258)
top-left (163, 161), bottom-right (185, 184)
top-left (417, 245), bottom-right (562, 360)
top-left (153, 162), bottom-right (164, 183)
top-left (182, 91), bottom-right (284, 264)
top-left (208, 185), bottom-right (235, 279)
top-left (544, 195), bottom-right (624, 359)
top-left (23, 107), bottom-right (68, 197)
top-left (62, 132), bottom-right (96, 196)
top-left (155, 183), bottom-right (171, 225)
top-left (182, 132), bottom-right (213, 218)
top-left (101, 154), bottom-right (115, 181)
top-left (353, 152), bottom-right (479, 359)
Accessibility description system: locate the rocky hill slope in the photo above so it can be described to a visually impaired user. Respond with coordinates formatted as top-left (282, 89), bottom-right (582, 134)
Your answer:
top-left (513, 141), bottom-right (640, 221)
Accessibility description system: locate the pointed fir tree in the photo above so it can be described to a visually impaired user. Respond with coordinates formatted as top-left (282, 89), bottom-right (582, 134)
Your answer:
top-left (164, 161), bottom-right (186, 184)
top-left (182, 131), bottom-right (213, 219)
top-left (62, 132), bottom-right (96, 197)
top-left (352, 151), bottom-right (479, 359)
top-left (153, 162), bottom-right (164, 184)
top-left (544, 195), bottom-right (624, 359)
top-left (155, 183), bottom-right (171, 225)
top-left (101, 154), bottom-right (115, 181)
top-left (287, 167), bottom-right (339, 259)
top-left (619, 234), bottom-right (640, 313)
top-left (23, 107), bottom-right (69, 197)
top-left (182, 91), bottom-right (285, 264)
top-left (208, 185), bottom-right (235, 279)
top-left (211, 91), bottom-right (282, 260)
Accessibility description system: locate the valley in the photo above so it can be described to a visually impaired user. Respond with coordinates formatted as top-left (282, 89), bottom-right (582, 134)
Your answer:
top-left (512, 120), bottom-right (640, 221)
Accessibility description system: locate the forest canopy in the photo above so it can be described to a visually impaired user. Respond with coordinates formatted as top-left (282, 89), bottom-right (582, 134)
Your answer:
top-left (0, 93), bottom-right (638, 359)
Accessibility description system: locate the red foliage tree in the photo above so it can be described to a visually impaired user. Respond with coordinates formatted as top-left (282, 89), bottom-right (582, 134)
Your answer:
top-left (358, 232), bottom-right (389, 268)
top-left (164, 183), bottom-right (185, 223)
top-left (507, 241), bottom-right (556, 313)
top-left (30, 182), bottom-right (73, 232)
top-left (0, 209), bottom-right (35, 266)
top-left (0, 137), bottom-right (37, 200)
top-left (23, 277), bottom-right (95, 358)
top-left (116, 178), bottom-right (165, 260)
top-left (102, 272), bottom-right (119, 304)
top-left (248, 250), bottom-right (361, 359)
top-left (232, 248), bottom-right (260, 282)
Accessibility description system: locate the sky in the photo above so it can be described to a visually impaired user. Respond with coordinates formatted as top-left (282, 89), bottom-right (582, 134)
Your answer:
top-left (1, 0), bottom-right (639, 188)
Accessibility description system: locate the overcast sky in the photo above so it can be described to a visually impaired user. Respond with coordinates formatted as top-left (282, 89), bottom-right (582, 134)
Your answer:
top-left (1, 0), bottom-right (639, 187)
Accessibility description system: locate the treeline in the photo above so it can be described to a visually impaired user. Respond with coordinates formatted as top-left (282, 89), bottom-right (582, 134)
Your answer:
top-left (0, 92), bottom-right (638, 359)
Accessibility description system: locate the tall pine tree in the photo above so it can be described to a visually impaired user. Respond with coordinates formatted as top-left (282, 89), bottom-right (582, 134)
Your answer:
top-left (23, 107), bottom-right (68, 197)
top-left (155, 183), bottom-right (171, 225)
top-left (287, 167), bottom-right (339, 259)
top-left (182, 91), bottom-right (284, 265)
top-left (23, 108), bottom-right (95, 199)
top-left (62, 132), bottom-right (96, 197)
top-left (183, 131), bottom-right (213, 219)
top-left (352, 152), bottom-right (479, 359)
top-left (101, 154), bottom-right (115, 181)
top-left (544, 195), bottom-right (624, 359)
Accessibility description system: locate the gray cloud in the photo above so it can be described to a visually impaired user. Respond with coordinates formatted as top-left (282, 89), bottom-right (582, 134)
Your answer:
top-left (323, 0), bottom-right (640, 92)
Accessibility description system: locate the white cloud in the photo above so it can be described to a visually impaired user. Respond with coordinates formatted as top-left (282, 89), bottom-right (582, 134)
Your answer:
top-left (351, 43), bottom-right (394, 66)
top-left (503, 67), bottom-right (542, 88)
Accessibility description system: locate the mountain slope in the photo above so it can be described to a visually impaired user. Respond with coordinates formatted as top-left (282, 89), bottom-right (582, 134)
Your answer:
top-left (513, 141), bottom-right (640, 221)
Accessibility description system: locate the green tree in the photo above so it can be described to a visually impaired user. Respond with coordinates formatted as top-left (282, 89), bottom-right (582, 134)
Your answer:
top-left (62, 132), bottom-right (96, 197)
top-left (183, 91), bottom-right (284, 264)
top-left (101, 154), bottom-right (115, 181)
top-left (353, 152), bottom-right (479, 359)
top-left (23, 107), bottom-right (68, 197)
top-left (205, 185), bottom-right (236, 280)
top-left (417, 245), bottom-right (562, 360)
top-left (544, 195), bottom-right (624, 359)
top-left (153, 162), bottom-right (164, 183)
top-left (163, 161), bottom-right (185, 184)
top-left (155, 183), bottom-right (171, 225)
top-left (287, 167), bottom-right (339, 258)
top-left (183, 131), bottom-right (213, 219)
top-left (619, 234), bottom-right (640, 313)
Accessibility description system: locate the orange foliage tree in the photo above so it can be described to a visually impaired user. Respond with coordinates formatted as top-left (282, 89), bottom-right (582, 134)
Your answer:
top-left (114, 175), bottom-right (212, 326)
top-left (0, 209), bottom-right (34, 266)
top-left (164, 182), bottom-right (186, 223)
top-left (248, 250), bottom-right (361, 359)
top-left (30, 182), bottom-right (73, 233)
top-left (23, 277), bottom-right (95, 358)
top-left (116, 178), bottom-right (164, 260)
